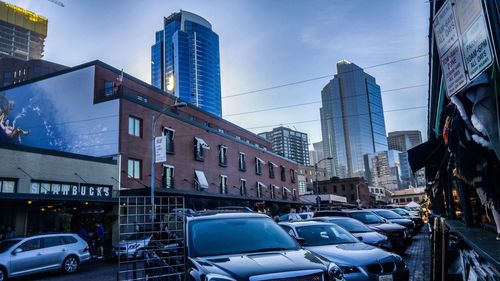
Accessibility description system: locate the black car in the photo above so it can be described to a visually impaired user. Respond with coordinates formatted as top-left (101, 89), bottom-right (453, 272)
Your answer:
top-left (369, 209), bottom-right (417, 236)
top-left (390, 208), bottom-right (424, 232)
top-left (186, 212), bottom-right (345, 281)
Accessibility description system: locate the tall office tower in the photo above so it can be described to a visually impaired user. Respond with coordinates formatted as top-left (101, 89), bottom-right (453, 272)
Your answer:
top-left (309, 141), bottom-right (325, 167)
top-left (0, 2), bottom-right (47, 61)
top-left (151, 11), bottom-right (221, 116)
top-left (320, 60), bottom-right (388, 178)
top-left (258, 127), bottom-right (310, 165)
top-left (387, 130), bottom-right (422, 152)
top-left (363, 150), bottom-right (404, 191)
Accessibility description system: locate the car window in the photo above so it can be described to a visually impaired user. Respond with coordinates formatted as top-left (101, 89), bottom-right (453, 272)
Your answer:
top-left (43, 236), bottom-right (64, 248)
top-left (280, 225), bottom-right (295, 237)
top-left (373, 210), bottom-right (402, 219)
top-left (296, 224), bottom-right (359, 246)
top-left (350, 212), bottom-right (385, 224)
top-left (62, 236), bottom-right (78, 244)
top-left (18, 238), bottom-right (41, 252)
top-left (328, 218), bottom-right (372, 233)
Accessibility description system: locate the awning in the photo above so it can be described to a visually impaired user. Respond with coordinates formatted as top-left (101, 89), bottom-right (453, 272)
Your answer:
top-left (195, 137), bottom-right (210, 150)
top-left (269, 161), bottom-right (278, 167)
top-left (256, 157), bottom-right (265, 164)
top-left (194, 170), bottom-right (209, 189)
top-left (257, 182), bottom-right (268, 189)
top-left (407, 136), bottom-right (445, 173)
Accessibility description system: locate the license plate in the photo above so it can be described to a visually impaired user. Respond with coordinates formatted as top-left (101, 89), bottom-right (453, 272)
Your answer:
top-left (379, 275), bottom-right (393, 281)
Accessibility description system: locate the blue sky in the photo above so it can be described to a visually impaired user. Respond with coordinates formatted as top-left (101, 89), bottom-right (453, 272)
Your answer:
top-left (12, 0), bottom-right (429, 147)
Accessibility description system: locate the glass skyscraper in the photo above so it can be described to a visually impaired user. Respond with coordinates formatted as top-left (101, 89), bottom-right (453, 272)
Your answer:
top-left (320, 60), bottom-right (388, 178)
top-left (151, 11), bottom-right (221, 116)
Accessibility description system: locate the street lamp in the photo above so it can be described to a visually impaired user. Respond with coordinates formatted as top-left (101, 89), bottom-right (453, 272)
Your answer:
top-left (356, 183), bottom-right (362, 208)
top-left (151, 101), bottom-right (187, 219)
top-left (314, 157), bottom-right (333, 210)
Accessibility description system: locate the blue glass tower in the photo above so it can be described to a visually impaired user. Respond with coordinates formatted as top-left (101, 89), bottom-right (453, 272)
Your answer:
top-left (320, 60), bottom-right (388, 178)
top-left (151, 11), bottom-right (221, 116)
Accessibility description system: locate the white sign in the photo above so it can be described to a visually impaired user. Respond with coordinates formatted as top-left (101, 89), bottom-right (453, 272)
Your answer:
top-left (461, 14), bottom-right (493, 80)
top-left (441, 42), bottom-right (468, 95)
top-left (155, 136), bottom-right (167, 163)
top-left (434, 0), bottom-right (459, 56)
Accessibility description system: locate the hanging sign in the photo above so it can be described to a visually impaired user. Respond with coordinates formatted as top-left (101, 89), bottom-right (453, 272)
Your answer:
top-left (155, 136), bottom-right (167, 163)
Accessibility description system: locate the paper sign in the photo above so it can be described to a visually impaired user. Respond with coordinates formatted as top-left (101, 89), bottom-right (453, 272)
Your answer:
top-left (155, 136), bottom-right (167, 163)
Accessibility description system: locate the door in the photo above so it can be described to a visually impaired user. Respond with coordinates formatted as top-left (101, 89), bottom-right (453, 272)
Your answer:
top-left (9, 238), bottom-right (44, 276)
top-left (41, 236), bottom-right (66, 269)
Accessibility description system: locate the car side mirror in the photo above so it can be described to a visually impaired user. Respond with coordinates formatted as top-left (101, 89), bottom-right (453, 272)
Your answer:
top-left (357, 236), bottom-right (363, 241)
top-left (12, 248), bottom-right (22, 255)
top-left (295, 237), bottom-right (306, 246)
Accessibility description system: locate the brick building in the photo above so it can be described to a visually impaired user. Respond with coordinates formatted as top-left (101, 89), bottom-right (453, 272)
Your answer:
top-left (316, 177), bottom-right (375, 208)
top-left (0, 60), bottom-right (300, 214)
top-left (0, 57), bottom-right (67, 87)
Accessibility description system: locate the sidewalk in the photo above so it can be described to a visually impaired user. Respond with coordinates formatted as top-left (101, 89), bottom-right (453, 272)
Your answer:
top-left (402, 225), bottom-right (431, 281)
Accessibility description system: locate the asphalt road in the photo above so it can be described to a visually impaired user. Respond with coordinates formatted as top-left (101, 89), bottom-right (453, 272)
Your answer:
top-left (13, 260), bottom-right (117, 281)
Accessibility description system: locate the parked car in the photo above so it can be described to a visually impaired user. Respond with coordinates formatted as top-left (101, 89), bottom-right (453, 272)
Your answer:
top-left (369, 209), bottom-right (417, 236)
top-left (279, 221), bottom-right (409, 281)
top-left (314, 210), bottom-right (349, 217)
top-left (389, 208), bottom-right (424, 231)
top-left (186, 212), bottom-right (345, 281)
top-left (311, 217), bottom-right (393, 251)
top-left (113, 231), bottom-right (154, 259)
top-left (328, 210), bottom-right (412, 253)
top-left (299, 212), bottom-right (314, 220)
top-left (0, 233), bottom-right (90, 281)
top-left (215, 206), bottom-right (254, 212)
top-left (279, 213), bottom-right (303, 222)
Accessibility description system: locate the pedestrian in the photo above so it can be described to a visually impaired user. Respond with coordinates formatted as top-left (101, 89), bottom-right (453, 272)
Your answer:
top-left (5, 225), bottom-right (15, 239)
top-left (95, 222), bottom-right (105, 258)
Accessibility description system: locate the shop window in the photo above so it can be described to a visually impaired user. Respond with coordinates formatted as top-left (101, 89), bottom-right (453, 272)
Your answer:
top-left (127, 159), bottom-right (141, 179)
top-left (239, 153), bottom-right (246, 171)
top-left (219, 145), bottom-right (228, 167)
top-left (163, 165), bottom-right (174, 188)
top-left (162, 127), bottom-right (175, 154)
top-left (280, 166), bottom-right (286, 181)
top-left (128, 116), bottom-right (142, 137)
top-left (240, 179), bottom-right (247, 196)
top-left (220, 175), bottom-right (228, 194)
top-left (0, 179), bottom-right (16, 193)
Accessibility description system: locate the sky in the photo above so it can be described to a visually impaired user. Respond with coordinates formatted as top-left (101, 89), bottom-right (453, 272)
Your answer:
top-left (11, 0), bottom-right (430, 148)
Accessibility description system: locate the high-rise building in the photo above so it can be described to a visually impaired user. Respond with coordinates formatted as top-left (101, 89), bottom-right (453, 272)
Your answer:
top-left (0, 1), bottom-right (47, 60)
top-left (151, 10), bottom-right (221, 116)
top-left (364, 150), bottom-right (404, 191)
top-left (320, 60), bottom-right (388, 178)
top-left (387, 130), bottom-right (422, 152)
top-left (309, 141), bottom-right (325, 167)
top-left (258, 127), bottom-right (310, 165)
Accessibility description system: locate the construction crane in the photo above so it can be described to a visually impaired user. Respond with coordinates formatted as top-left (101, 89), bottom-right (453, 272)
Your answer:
top-left (47, 0), bottom-right (64, 7)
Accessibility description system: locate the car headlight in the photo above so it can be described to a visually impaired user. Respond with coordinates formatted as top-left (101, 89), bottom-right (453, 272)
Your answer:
top-left (206, 273), bottom-right (237, 281)
top-left (127, 243), bottom-right (140, 249)
top-left (328, 263), bottom-right (344, 281)
top-left (338, 264), bottom-right (360, 274)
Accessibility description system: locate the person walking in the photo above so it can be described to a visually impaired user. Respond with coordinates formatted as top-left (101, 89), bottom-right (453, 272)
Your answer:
top-left (95, 222), bottom-right (105, 259)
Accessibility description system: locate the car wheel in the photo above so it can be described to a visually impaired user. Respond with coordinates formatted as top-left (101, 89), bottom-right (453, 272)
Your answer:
top-left (62, 255), bottom-right (79, 274)
top-left (0, 267), bottom-right (6, 281)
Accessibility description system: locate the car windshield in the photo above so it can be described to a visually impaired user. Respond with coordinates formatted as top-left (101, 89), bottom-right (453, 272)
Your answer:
top-left (350, 212), bottom-right (385, 224)
top-left (189, 217), bottom-right (300, 257)
top-left (392, 209), bottom-right (409, 216)
top-left (373, 210), bottom-right (403, 219)
top-left (327, 218), bottom-right (372, 233)
top-left (296, 224), bottom-right (359, 246)
top-left (0, 240), bottom-right (21, 253)
top-left (299, 214), bottom-right (309, 219)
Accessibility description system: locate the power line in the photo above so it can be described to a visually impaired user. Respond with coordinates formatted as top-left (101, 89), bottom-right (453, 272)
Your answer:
top-left (222, 54), bottom-right (427, 99)
top-left (224, 83), bottom-right (427, 117)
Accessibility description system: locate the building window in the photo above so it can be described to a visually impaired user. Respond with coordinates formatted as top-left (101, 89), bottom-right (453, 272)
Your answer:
top-left (128, 116), bottom-right (142, 137)
top-left (292, 189), bottom-right (297, 200)
top-left (240, 179), bottom-right (247, 196)
top-left (219, 145), bottom-right (228, 167)
top-left (194, 137), bottom-right (209, 161)
top-left (290, 169), bottom-right (296, 183)
top-left (280, 166), bottom-right (286, 181)
top-left (268, 162), bottom-right (275, 178)
top-left (334, 185), bottom-right (337, 193)
top-left (342, 184), bottom-right (345, 191)
top-left (282, 187), bottom-right (288, 200)
top-left (256, 182), bottom-right (263, 198)
top-left (350, 184), bottom-right (354, 191)
top-left (162, 165), bottom-right (174, 188)
top-left (270, 185), bottom-right (276, 199)
top-left (104, 81), bottom-right (115, 97)
top-left (220, 175), bottom-right (228, 194)
top-left (323, 186), bottom-right (327, 193)
top-left (162, 127), bottom-right (175, 154)
top-left (255, 158), bottom-right (263, 175)
top-left (127, 159), bottom-right (141, 179)
top-left (0, 179), bottom-right (16, 193)
top-left (351, 194), bottom-right (355, 201)
top-left (414, 197), bottom-right (420, 202)
top-left (239, 153), bottom-right (246, 171)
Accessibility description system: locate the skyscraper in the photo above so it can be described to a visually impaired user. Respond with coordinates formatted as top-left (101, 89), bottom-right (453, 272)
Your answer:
top-left (364, 150), bottom-right (412, 191)
top-left (0, 1), bottom-right (47, 60)
top-left (258, 127), bottom-right (310, 165)
top-left (309, 141), bottom-right (325, 167)
top-left (320, 60), bottom-right (387, 178)
top-left (387, 130), bottom-right (422, 152)
top-left (151, 11), bottom-right (222, 116)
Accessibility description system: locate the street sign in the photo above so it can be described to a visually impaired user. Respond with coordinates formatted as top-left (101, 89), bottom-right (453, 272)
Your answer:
top-left (433, 0), bottom-right (494, 97)
top-left (154, 136), bottom-right (167, 163)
